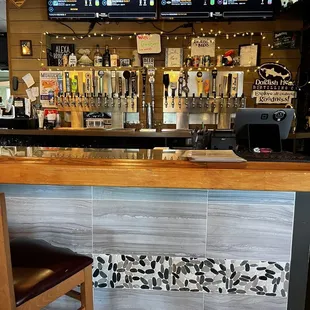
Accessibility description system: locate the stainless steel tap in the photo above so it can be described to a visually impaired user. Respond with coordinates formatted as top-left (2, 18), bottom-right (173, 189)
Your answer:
top-left (241, 94), bottom-right (246, 108)
top-left (192, 93), bottom-right (196, 108)
top-left (234, 94), bottom-right (239, 108)
top-left (227, 94), bottom-right (232, 108)
top-left (211, 94), bottom-right (216, 113)
top-left (104, 93), bottom-right (108, 108)
top-left (205, 93), bottom-right (210, 109)
top-left (199, 94), bottom-right (203, 108)
top-left (185, 94), bottom-right (189, 108)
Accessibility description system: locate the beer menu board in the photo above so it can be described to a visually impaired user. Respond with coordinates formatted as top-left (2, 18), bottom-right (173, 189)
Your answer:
top-left (48, 0), bottom-right (157, 20)
top-left (160, 0), bottom-right (274, 20)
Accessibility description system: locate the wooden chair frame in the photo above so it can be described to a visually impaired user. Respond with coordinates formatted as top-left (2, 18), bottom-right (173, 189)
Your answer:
top-left (0, 193), bottom-right (94, 310)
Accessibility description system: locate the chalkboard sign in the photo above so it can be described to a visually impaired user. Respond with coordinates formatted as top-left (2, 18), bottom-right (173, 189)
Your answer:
top-left (49, 44), bottom-right (75, 66)
top-left (273, 31), bottom-right (300, 50)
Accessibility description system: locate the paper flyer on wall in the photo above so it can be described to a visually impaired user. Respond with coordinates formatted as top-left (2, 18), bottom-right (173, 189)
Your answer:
top-left (40, 71), bottom-right (63, 106)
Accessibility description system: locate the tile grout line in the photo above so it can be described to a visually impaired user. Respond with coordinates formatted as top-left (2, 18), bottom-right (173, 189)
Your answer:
top-left (91, 186), bottom-right (94, 256)
top-left (205, 189), bottom-right (209, 259)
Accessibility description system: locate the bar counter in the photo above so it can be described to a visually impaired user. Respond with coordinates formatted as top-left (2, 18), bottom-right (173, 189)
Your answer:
top-left (0, 148), bottom-right (309, 310)
top-left (0, 147), bottom-right (310, 191)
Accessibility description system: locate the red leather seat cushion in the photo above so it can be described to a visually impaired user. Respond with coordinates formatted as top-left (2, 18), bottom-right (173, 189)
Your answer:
top-left (10, 238), bottom-right (93, 307)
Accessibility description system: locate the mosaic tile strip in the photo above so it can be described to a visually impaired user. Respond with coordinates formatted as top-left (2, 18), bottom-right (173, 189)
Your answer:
top-left (93, 255), bottom-right (290, 297)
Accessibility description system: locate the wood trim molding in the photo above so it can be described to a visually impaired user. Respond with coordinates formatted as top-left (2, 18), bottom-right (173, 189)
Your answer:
top-left (17, 270), bottom-right (84, 310)
top-left (1, 157), bottom-right (310, 191)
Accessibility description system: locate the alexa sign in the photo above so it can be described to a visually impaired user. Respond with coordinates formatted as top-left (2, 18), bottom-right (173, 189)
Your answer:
top-left (252, 62), bottom-right (297, 105)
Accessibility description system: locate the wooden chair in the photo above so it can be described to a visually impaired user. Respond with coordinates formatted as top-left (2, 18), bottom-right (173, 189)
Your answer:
top-left (0, 193), bottom-right (94, 310)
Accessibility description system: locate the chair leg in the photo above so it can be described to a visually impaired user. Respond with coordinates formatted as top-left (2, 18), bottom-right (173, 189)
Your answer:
top-left (80, 265), bottom-right (94, 310)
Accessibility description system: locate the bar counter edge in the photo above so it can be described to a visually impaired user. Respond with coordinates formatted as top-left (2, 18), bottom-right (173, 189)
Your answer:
top-left (1, 156), bottom-right (310, 191)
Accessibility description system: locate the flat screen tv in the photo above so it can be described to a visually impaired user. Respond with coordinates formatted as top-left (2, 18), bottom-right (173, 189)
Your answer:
top-left (0, 33), bottom-right (8, 70)
top-left (48, 0), bottom-right (157, 20)
top-left (159, 0), bottom-right (275, 20)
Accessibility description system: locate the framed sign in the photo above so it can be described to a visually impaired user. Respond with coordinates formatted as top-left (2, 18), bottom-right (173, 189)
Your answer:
top-left (191, 38), bottom-right (215, 57)
top-left (20, 40), bottom-right (33, 56)
top-left (273, 31), bottom-right (300, 50)
top-left (49, 44), bottom-right (75, 66)
top-left (165, 48), bottom-right (183, 67)
top-left (252, 62), bottom-right (297, 105)
top-left (239, 44), bottom-right (260, 67)
top-left (136, 34), bottom-right (161, 54)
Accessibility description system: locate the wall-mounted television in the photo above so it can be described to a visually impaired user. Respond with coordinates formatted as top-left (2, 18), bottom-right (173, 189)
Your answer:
top-left (159, 0), bottom-right (275, 20)
top-left (48, 0), bottom-right (157, 21)
top-left (0, 33), bottom-right (8, 70)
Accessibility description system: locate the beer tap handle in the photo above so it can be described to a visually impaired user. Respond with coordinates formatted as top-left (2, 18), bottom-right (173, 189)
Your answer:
top-left (142, 67), bottom-right (147, 112)
top-left (118, 76), bottom-right (123, 108)
top-left (178, 74), bottom-right (183, 109)
top-left (149, 73), bottom-right (155, 113)
top-left (111, 71), bottom-right (116, 107)
top-left (163, 74), bottom-right (170, 108)
top-left (98, 70), bottom-right (104, 95)
top-left (123, 70), bottom-right (130, 98)
top-left (212, 70), bottom-right (218, 97)
top-left (131, 93), bottom-right (135, 110)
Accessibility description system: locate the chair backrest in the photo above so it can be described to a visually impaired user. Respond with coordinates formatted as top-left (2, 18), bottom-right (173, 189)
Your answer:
top-left (0, 193), bottom-right (15, 310)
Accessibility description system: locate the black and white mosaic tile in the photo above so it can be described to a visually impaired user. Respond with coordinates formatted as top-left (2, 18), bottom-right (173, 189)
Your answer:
top-left (93, 255), bottom-right (290, 297)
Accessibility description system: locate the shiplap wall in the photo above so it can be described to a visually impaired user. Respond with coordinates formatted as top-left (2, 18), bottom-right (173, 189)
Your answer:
top-left (6, 0), bottom-right (302, 124)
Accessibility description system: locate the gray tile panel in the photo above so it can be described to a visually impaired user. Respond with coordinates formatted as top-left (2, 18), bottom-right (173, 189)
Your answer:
top-left (93, 187), bottom-right (207, 203)
top-left (6, 197), bottom-right (92, 254)
top-left (44, 289), bottom-right (204, 310)
top-left (94, 289), bottom-right (204, 310)
top-left (0, 184), bottom-right (92, 199)
top-left (204, 294), bottom-right (287, 310)
top-left (206, 191), bottom-right (295, 261)
top-left (93, 199), bottom-right (207, 256)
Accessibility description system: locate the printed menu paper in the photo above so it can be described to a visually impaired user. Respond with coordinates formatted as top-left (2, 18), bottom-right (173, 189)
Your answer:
top-left (191, 38), bottom-right (215, 57)
top-left (22, 73), bottom-right (35, 88)
top-left (137, 34), bottom-right (161, 54)
top-left (40, 71), bottom-right (63, 106)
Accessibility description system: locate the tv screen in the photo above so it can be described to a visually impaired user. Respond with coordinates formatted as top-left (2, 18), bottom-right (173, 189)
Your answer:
top-left (48, 0), bottom-right (157, 20)
top-left (0, 33), bottom-right (8, 70)
top-left (160, 0), bottom-right (274, 20)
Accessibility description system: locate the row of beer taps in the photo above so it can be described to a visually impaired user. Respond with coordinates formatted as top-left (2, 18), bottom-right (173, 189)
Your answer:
top-left (162, 69), bottom-right (246, 112)
top-left (53, 69), bottom-right (138, 110)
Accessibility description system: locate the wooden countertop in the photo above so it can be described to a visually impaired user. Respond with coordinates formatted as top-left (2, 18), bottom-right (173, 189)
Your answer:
top-left (0, 129), bottom-right (307, 139)
top-left (0, 129), bottom-right (192, 138)
top-left (0, 154), bottom-right (309, 192)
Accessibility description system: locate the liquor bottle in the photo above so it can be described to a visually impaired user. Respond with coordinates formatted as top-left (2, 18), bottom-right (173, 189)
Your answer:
top-left (103, 45), bottom-right (111, 67)
top-left (110, 48), bottom-right (119, 67)
top-left (94, 44), bottom-right (103, 67)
